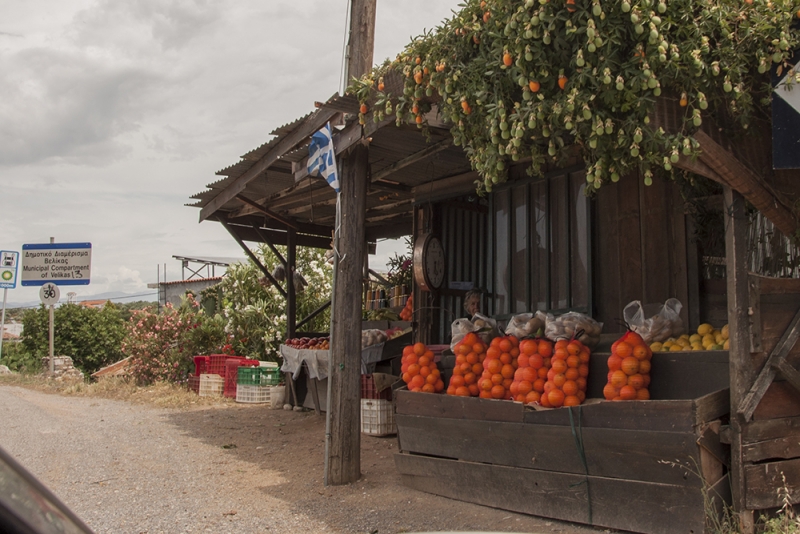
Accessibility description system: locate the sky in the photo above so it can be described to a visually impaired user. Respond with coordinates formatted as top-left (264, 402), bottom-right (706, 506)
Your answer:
top-left (0, 0), bottom-right (459, 307)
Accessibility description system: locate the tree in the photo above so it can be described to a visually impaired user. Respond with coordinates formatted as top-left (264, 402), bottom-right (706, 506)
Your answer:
top-left (216, 244), bottom-right (333, 360)
top-left (20, 303), bottom-right (126, 374)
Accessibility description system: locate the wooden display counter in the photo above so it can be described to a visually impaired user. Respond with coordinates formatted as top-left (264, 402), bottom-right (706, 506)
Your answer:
top-left (394, 351), bottom-right (732, 534)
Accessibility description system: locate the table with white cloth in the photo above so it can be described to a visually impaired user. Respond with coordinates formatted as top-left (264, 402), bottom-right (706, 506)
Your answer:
top-left (280, 343), bottom-right (385, 412)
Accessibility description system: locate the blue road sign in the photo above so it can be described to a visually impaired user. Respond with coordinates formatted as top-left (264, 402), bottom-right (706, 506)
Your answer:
top-left (21, 243), bottom-right (92, 286)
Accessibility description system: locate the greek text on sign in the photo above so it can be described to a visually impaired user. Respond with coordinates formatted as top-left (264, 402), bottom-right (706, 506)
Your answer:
top-left (21, 243), bottom-right (92, 286)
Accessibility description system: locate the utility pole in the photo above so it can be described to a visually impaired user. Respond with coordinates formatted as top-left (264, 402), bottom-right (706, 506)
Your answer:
top-left (325, 0), bottom-right (376, 486)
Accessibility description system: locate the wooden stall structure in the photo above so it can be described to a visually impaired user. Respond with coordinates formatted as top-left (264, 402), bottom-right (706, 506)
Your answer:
top-left (188, 13), bottom-right (800, 532)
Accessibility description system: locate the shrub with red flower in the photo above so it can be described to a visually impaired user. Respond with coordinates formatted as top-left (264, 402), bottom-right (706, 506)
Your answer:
top-left (123, 294), bottom-right (227, 385)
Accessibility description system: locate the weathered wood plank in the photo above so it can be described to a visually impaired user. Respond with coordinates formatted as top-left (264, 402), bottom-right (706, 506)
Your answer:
top-left (724, 185), bottom-right (752, 516)
top-left (395, 453), bottom-right (714, 534)
top-left (694, 389), bottom-right (732, 428)
top-left (397, 414), bottom-right (702, 486)
top-left (524, 399), bottom-right (695, 431)
top-left (777, 361), bottom-right (800, 397)
top-left (743, 436), bottom-right (800, 463)
top-left (752, 275), bottom-right (800, 296)
top-left (744, 457), bottom-right (800, 509)
top-left (394, 388), bottom-right (525, 423)
top-left (752, 381), bottom-right (800, 421)
top-left (749, 276), bottom-right (763, 353)
top-left (521, 388), bottom-right (729, 432)
top-left (696, 130), bottom-right (798, 238)
top-left (736, 261), bottom-right (800, 421)
top-left (650, 351), bottom-right (730, 400)
top-left (743, 415), bottom-right (800, 443)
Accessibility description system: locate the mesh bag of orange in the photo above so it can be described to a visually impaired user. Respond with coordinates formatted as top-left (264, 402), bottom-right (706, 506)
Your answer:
top-left (401, 342), bottom-right (445, 393)
top-left (540, 338), bottom-right (590, 408)
top-left (603, 330), bottom-right (652, 401)
top-left (508, 337), bottom-right (553, 404)
top-left (475, 335), bottom-right (521, 400)
top-left (447, 332), bottom-right (487, 397)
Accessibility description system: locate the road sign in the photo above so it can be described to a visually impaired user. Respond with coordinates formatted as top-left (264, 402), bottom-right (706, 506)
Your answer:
top-left (21, 243), bottom-right (92, 286)
top-left (0, 251), bottom-right (19, 289)
top-left (772, 48), bottom-right (800, 169)
top-left (39, 283), bottom-right (60, 306)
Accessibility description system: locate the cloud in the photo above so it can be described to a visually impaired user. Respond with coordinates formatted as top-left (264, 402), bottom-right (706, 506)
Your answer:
top-left (0, 47), bottom-right (158, 166)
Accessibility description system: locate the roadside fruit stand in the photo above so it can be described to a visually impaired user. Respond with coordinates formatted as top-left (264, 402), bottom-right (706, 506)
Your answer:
top-left (189, 0), bottom-right (800, 530)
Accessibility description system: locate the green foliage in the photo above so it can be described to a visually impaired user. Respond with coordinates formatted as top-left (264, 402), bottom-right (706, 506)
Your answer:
top-left (122, 294), bottom-right (224, 385)
top-left (352, 0), bottom-right (800, 193)
top-left (115, 300), bottom-right (158, 322)
top-left (19, 303), bottom-right (126, 374)
top-left (386, 237), bottom-right (414, 288)
top-left (217, 245), bottom-right (332, 360)
top-left (0, 341), bottom-right (40, 373)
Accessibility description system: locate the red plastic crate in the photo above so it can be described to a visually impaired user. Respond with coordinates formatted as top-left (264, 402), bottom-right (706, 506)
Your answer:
top-left (361, 374), bottom-right (392, 400)
top-left (208, 354), bottom-right (244, 376)
top-left (224, 359), bottom-right (250, 398)
top-left (193, 356), bottom-right (209, 376)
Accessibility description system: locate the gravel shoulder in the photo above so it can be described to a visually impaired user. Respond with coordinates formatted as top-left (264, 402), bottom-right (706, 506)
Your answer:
top-left (0, 385), bottom-right (600, 534)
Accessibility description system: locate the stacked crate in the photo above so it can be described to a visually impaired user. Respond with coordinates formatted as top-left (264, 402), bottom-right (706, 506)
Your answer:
top-left (235, 362), bottom-right (282, 404)
top-left (360, 374), bottom-right (395, 436)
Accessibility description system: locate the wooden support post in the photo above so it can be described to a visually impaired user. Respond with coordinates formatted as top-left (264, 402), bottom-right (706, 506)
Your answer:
top-left (287, 228), bottom-right (297, 340)
top-left (724, 186), bottom-right (755, 531)
top-left (326, 142), bottom-right (369, 485)
top-left (324, 0), bottom-right (375, 487)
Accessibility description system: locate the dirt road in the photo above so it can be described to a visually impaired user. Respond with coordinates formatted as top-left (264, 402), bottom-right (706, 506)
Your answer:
top-left (0, 385), bottom-right (599, 534)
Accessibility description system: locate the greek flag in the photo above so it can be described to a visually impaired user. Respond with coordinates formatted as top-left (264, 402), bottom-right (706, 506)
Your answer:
top-left (307, 122), bottom-right (340, 193)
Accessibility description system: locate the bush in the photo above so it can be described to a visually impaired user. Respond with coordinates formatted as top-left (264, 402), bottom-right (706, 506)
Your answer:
top-left (0, 340), bottom-right (40, 373)
top-left (122, 294), bottom-right (228, 385)
top-left (19, 302), bottom-right (126, 375)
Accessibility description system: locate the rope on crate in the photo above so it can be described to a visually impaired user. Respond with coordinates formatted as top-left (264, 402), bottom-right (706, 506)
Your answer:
top-left (568, 405), bottom-right (593, 526)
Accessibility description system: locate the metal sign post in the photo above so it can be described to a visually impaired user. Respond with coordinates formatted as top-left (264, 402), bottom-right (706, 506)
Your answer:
top-left (39, 283), bottom-right (60, 374)
top-left (0, 250), bottom-right (20, 363)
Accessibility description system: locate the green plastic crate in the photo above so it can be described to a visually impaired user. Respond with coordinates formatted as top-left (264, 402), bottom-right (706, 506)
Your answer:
top-left (237, 367), bottom-right (263, 386)
top-left (261, 369), bottom-right (282, 386)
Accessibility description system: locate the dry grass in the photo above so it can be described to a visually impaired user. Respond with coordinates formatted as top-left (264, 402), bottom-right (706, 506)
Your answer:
top-left (0, 374), bottom-right (234, 410)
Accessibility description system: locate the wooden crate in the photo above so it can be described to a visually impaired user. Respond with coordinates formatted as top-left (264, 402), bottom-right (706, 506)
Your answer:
top-left (395, 387), bottom-right (730, 534)
top-left (738, 276), bottom-right (800, 511)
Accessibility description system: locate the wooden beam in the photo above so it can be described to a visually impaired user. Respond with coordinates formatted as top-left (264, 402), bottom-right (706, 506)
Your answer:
top-left (235, 194), bottom-right (299, 230)
top-left (251, 225), bottom-right (287, 267)
top-left (738, 307), bottom-right (800, 420)
top-left (370, 181), bottom-right (412, 194)
top-left (695, 130), bottom-right (798, 238)
top-left (371, 138), bottom-right (453, 183)
top-left (219, 217), bottom-right (287, 299)
top-left (674, 154), bottom-right (724, 183)
top-left (738, 306), bottom-right (800, 419)
top-left (412, 170), bottom-right (480, 203)
top-left (230, 177), bottom-right (316, 219)
top-left (724, 186), bottom-right (753, 522)
top-left (776, 361), bottom-right (800, 397)
top-left (296, 299), bottom-right (332, 331)
top-left (199, 106), bottom-right (340, 222)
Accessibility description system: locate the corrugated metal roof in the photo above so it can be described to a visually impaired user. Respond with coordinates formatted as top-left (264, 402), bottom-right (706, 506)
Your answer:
top-left (189, 89), bottom-right (476, 241)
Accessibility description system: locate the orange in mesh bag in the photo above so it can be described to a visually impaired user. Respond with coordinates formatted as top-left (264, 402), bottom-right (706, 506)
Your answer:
top-left (603, 330), bottom-right (652, 401)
